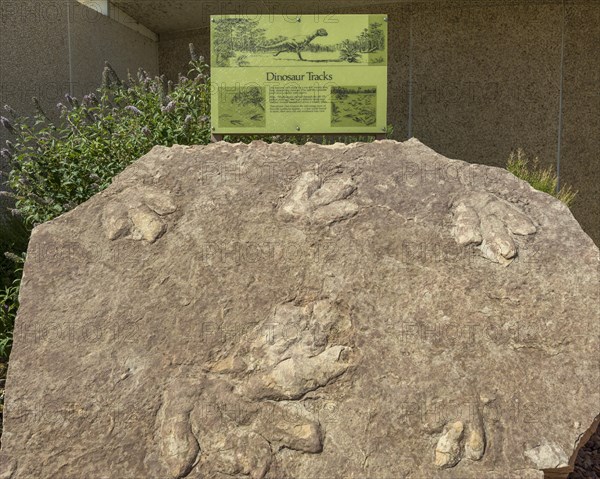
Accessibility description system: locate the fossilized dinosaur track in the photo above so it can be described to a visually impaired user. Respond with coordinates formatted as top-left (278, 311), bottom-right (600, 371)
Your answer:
top-left (157, 388), bottom-right (201, 479)
top-left (156, 299), bottom-right (355, 478)
top-left (102, 186), bottom-right (177, 243)
top-left (279, 172), bottom-right (359, 225)
top-left (451, 192), bottom-right (537, 265)
top-left (433, 409), bottom-right (487, 469)
top-left (215, 299), bottom-right (355, 400)
top-left (157, 383), bottom-right (325, 478)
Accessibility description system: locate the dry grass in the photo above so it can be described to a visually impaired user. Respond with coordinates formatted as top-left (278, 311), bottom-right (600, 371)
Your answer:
top-left (507, 148), bottom-right (577, 207)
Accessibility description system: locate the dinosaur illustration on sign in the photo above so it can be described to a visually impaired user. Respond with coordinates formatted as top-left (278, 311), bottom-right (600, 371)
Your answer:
top-left (211, 16), bottom-right (387, 67)
top-left (210, 14), bottom-right (388, 134)
top-left (267, 29), bottom-right (329, 61)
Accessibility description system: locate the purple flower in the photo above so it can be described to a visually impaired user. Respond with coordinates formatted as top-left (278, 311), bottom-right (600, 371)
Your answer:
top-left (104, 61), bottom-right (121, 86)
top-left (0, 116), bottom-right (15, 134)
top-left (125, 105), bottom-right (143, 116)
top-left (161, 101), bottom-right (176, 113)
top-left (189, 43), bottom-right (198, 62)
top-left (183, 115), bottom-right (193, 130)
top-left (142, 126), bottom-right (151, 138)
top-left (3, 105), bottom-right (16, 117)
top-left (199, 115), bottom-right (210, 123)
top-left (0, 148), bottom-right (11, 160)
top-left (102, 67), bottom-right (111, 88)
top-left (83, 93), bottom-right (98, 106)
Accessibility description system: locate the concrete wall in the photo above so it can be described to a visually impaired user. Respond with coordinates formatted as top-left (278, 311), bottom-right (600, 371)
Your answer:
top-left (561, 0), bottom-right (600, 249)
top-left (157, 0), bottom-right (599, 245)
top-left (0, 0), bottom-right (159, 123)
top-left (69, 1), bottom-right (159, 98)
top-left (410, 1), bottom-right (562, 170)
top-left (0, 0), bottom-right (71, 128)
top-left (159, 29), bottom-right (210, 83)
top-left (0, 0), bottom-right (159, 235)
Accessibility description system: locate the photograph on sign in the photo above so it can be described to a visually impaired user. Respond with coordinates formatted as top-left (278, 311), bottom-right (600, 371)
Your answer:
top-left (211, 14), bottom-right (388, 134)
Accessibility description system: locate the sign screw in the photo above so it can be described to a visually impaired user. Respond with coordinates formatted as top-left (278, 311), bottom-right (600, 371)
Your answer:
top-left (212, 127), bottom-right (215, 131)
top-left (296, 17), bottom-right (301, 22)
top-left (384, 17), bottom-right (389, 22)
top-left (296, 126), bottom-right (301, 131)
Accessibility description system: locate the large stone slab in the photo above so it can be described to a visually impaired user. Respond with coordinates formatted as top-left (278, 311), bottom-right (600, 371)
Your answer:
top-left (1, 139), bottom-right (598, 478)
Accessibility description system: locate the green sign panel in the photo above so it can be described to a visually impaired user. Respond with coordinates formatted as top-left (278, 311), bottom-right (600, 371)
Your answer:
top-left (211, 14), bottom-right (388, 134)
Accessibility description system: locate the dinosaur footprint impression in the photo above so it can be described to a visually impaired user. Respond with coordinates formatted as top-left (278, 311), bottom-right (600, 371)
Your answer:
top-left (451, 192), bottom-right (537, 265)
top-left (102, 186), bottom-right (178, 243)
top-left (279, 171), bottom-right (359, 225)
top-left (422, 401), bottom-right (487, 469)
top-left (434, 417), bottom-right (486, 468)
top-left (156, 299), bottom-right (355, 479)
top-left (217, 299), bottom-right (355, 401)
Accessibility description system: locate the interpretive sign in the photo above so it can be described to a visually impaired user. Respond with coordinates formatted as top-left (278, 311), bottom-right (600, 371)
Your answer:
top-left (211, 14), bottom-right (388, 135)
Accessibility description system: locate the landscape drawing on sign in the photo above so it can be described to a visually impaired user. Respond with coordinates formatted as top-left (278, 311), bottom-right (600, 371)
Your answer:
top-left (211, 16), bottom-right (387, 67)
top-left (331, 86), bottom-right (377, 127)
top-left (218, 86), bottom-right (266, 127)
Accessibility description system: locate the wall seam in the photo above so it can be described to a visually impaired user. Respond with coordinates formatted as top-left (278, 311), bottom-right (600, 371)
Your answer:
top-left (66, 0), bottom-right (74, 96)
top-left (408, 1), bottom-right (414, 139)
top-left (556, 0), bottom-right (566, 190)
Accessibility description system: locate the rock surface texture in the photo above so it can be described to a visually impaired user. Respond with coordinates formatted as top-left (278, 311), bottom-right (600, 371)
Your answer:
top-left (1, 139), bottom-right (598, 479)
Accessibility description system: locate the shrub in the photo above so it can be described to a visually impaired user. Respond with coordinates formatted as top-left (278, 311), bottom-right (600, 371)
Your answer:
top-left (339, 40), bottom-right (362, 63)
top-left (0, 206), bottom-right (28, 361)
top-left (507, 148), bottom-right (577, 207)
top-left (232, 86), bottom-right (265, 111)
top-left (0, 208), bottom-right (28, 287)
top-left (0, 253), bottom-right (24, 359)
top-left (1, 55), bottom-right (211, 227)
top-left (355, 22), bottom-right (385, 53)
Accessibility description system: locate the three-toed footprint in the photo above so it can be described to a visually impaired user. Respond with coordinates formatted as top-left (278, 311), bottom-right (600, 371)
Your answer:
top-left (279, 171), bottom-right (359, 225)
top-left (451, 192), bottom-right (537, 265)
